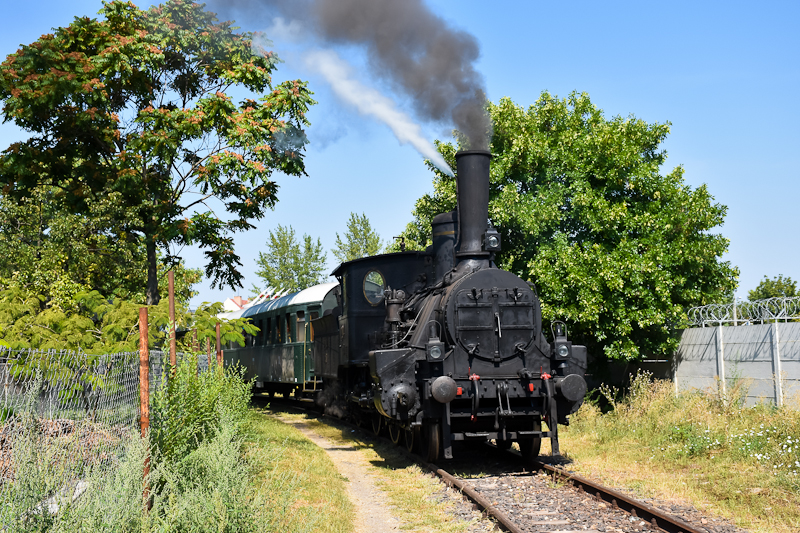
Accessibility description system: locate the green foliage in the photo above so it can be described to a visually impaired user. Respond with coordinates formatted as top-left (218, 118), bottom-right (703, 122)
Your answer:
top-left (255, 224), bottom-right (327, 293)
top-left (332, 212), bottom-right (384, 263)
top-left (748, 275), bottom-right (797, 301)
top-left (0, 186), bottom-right (148, 304)
top-left (150, 356), bottom-right (252, 464)
top-left (397, 92), bottom-right (738, 360)
top-left (0, 0), bottom-right (316, 304)
top-left (0, 282), bottom-right (254, 353)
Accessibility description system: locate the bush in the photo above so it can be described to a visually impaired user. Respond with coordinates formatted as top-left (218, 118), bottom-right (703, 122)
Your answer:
top-left (1, 354), bottom-right (280, 532)
top-left (150, 355), bottom-right (252, 463)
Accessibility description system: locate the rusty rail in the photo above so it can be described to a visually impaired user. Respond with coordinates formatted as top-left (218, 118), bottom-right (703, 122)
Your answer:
top-left (423, 461), bottom-right (524, 533)
top-left (536, 462), bottom-right (706, 533)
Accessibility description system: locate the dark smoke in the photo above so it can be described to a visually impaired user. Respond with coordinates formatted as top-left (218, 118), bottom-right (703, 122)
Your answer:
top-left (215, 0), bottom-right (492, 150)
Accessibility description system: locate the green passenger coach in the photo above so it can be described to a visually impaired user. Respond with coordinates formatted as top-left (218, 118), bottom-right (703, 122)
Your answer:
top-left (221, 282), bottom-right (339, 397)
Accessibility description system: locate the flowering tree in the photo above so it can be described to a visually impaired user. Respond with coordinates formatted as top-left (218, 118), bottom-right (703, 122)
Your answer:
top-left (0, 0), bottom-right (315, 304)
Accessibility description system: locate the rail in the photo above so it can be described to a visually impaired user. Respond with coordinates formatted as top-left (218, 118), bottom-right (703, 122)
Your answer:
top-left (686, 296), bottom-right (800, 327)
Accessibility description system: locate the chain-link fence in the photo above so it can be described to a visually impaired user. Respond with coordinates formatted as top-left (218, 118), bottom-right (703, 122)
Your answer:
top-left (0, 346), bottom-right (214, 523)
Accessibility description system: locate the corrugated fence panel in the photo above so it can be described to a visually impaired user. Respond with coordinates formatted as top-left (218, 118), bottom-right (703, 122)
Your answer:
top-left (674, 322), bottom-right (800, 406)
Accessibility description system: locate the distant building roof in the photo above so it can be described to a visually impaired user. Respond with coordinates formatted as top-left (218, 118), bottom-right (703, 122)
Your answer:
top-left (221, 295), bottom-right (249, 312)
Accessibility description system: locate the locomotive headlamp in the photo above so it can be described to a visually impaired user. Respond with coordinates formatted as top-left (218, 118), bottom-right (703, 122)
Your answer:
top-left (426, 340), bottom-right (445, 362)
top-left (551, 320), bottom-right (572, 360)
top-left (429, 345), bottom-right (442, 360)
top-left (483, 227), bottom-right (501, 252)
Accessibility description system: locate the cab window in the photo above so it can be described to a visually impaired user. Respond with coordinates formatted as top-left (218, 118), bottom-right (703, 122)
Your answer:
top-left (363, 270), bottom-right (385, 305)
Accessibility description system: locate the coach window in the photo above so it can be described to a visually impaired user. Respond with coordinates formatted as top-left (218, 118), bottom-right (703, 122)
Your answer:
top-left (309, 311), bottom-right (319, 342)
top-left (255, 320), bottom-right (264, 346)
top-left (363, 270), bottom-right (385, 306)
top-left (296, 311), bottom-right (305, 341)
top-left (276, 315), bottom-right (283, 343)
top-left (286, 313), bottom-right (293, 343)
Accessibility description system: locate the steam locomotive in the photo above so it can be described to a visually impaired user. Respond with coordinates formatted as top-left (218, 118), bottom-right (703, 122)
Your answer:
top-left (223, 150), bottom-right (588, 464)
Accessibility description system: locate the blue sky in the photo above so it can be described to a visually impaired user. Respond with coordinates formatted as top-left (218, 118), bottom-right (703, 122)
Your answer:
top-left (1, 0), bottom-right (798, 307)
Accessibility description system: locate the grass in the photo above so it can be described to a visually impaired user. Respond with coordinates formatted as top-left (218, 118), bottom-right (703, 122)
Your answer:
top-left (270, 407), bottom-right (477, 533)
top-left (243, 407), bottom-right (353, 533)
top-left (559, 371), bottom-right (800, 533)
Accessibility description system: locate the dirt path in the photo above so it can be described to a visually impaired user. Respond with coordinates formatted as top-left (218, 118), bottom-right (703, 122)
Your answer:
top-left (278, 417), bottom-right (403, 533)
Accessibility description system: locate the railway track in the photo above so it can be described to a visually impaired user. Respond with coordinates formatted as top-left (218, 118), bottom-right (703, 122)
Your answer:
top-left (256, 394), bottom-right (733, 533)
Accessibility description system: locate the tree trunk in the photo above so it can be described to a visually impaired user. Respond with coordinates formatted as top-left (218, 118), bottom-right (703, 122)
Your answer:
top-left (146, 237), bottom-right (160, 305)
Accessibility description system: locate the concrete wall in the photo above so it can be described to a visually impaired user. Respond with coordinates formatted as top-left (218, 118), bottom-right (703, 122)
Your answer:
top-left (672, 322), bottom-right (800, 406)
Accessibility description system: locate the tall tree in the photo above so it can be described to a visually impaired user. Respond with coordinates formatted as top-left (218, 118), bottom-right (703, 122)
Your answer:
top-left (255, 224), bottom-right (326, 293)
top-left (748, 275), bottom-right (797, 301)
top-left (0, 0), bottom-right (315, 304)
top-left (397, 92), bottom-right (738, 361)
top-left (332, 212), bottom-right (384, 263)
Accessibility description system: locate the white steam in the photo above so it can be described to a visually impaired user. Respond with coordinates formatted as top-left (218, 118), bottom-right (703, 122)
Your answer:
top-left (303, 49), bottom-right (454, 176)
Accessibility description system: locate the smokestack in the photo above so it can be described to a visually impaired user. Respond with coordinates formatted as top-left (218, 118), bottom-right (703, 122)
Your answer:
top-left (454, 150), bottom-right (491, 258)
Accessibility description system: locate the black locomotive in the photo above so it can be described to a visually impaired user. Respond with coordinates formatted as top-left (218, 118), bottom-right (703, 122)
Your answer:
top-left (226, 150), bottom-right (588, 464)
top-left (303, 149), bottom-right (588, 463)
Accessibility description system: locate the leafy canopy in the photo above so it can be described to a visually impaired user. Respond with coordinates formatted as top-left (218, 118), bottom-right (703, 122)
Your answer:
top-left (332, 212), bottom-right (384, 264)
top-left (255, 224), bottom-right (327, 294)
top-left (0, 0), bottom-right (315, 304)
top-left (748, 275), bottom-right (797, 301)
top-left (398, 92), bottom-right (738, 361)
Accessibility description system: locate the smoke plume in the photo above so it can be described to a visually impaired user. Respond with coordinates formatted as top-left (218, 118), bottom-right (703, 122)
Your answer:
top-left (305, 49), bottom-right (454, 175)
top-left (217, 0), bottom-right (492, 153)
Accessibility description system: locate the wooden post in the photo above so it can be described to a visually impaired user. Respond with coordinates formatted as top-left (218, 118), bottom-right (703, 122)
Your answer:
top-left (139, 307), bottom-right (151, 503)
top-left (215, 322), bottom-right (222, 366)
top-left (168, 270), bottom-right (176, 370)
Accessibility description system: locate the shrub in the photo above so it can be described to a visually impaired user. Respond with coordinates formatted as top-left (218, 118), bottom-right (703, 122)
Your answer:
top-left (149, 355), bottom-right (252, 463)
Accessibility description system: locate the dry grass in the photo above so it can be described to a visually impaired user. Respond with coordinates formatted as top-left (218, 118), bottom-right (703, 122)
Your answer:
top-left (560, 372), bottom-right (800, 533)
top-left (277, 410), bottom-right (476, 533)
top-left (243, 408), bottom-right (355, 533)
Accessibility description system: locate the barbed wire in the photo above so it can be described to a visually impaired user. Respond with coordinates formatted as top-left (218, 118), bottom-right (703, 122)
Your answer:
top-left (686, 296), bottom-right (800, 327)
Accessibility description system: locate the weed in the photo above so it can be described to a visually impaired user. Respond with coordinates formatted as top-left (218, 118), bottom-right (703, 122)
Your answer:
top-left (562, 370), bottom-right (800, 533)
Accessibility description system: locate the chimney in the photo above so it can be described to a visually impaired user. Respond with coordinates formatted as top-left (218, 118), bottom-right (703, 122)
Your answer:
top-left (454, 150), bottom-right (491, 259)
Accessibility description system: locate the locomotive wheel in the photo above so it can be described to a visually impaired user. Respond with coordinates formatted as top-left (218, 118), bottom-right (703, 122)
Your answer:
top-left (388, 423), bottom-right (402, 444)
top-left (371, 414), bottom-right (383, 436)
top-left (519, 418), bottom-right (542, 468)
top-left (404, 427), bottom-right (416, 453)
top-left (420, 423), bottom-right (440, 463)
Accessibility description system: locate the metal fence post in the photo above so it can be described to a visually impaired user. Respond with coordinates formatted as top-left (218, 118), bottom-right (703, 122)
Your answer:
top-left (772, 321), bottom-right (784, 407)
top-left (716, 325), bottom-right (726, 399)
